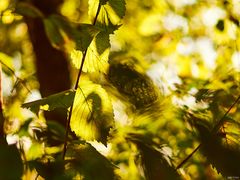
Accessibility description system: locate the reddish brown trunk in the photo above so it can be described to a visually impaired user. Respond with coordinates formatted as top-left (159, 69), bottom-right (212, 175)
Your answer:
top-left (26, 0), bottom-right (71, 126)
top-left (0, 64), bottom-right (4, 138)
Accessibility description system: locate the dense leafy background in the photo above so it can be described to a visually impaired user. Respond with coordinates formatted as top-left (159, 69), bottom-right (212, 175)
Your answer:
top-left (0, 0), bottom-right (240, 179)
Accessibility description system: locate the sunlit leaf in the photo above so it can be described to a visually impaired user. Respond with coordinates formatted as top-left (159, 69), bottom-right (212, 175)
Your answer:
top-left (0, 143), bottom-right (23, 180)
top-left (22, 89), bottom-right (75, 115)
top-left (70, 79), bottom-right (114, 145)
top-left (66, 143), bottom-right (116, 180)
top-left (88, 0), bottom-right (126, 26)
top-left (15, 2), bottom-right (44, 18)
top-left (71, 30), bottom-right (112, 73)
top-left (70, 0), bottom-right (123, 73)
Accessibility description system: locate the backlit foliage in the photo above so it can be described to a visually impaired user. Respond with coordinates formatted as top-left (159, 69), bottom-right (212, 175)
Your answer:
top-left (0, 0), bottom-right (240, 179)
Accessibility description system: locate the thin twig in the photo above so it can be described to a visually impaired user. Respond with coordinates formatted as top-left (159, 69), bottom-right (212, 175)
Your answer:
top-left (62, 3), bottom-right (102, 159)
top-left (176, 144), bottom-right (201, 170)
top-left (211, 95), bottom-right (240, 134)
top-left (176, 94), bottom-right (240, 169)
top-left (0, 60), bottom-right (15, 75)
top-left (0, 61), bottom-right (31, 94)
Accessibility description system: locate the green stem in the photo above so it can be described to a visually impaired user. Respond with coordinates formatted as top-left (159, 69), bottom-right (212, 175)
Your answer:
top-left (62, 3), bottom-right (101, 159)
top-left (176, 144), bottom-right (201, 170)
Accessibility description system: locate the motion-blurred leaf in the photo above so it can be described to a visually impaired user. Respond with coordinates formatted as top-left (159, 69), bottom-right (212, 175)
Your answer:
top-left (15, 2), bottom-right (44, 18)
top-left (70, 79), bottom-right (114, 145)
top-left (43, 17), bottom-right (65, 49)
top-left (129, 137), bottom-right (180, 180)
top-left (22, 89), bottom-right (75, 115)
top-left (108, 61), bottom-right (159, 109)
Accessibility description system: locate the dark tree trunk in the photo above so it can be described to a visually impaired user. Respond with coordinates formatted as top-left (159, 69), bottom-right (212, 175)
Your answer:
top-left (26, 0), bottom-right (71, 126)
top-left (0, 64), bottom-right (5, 139)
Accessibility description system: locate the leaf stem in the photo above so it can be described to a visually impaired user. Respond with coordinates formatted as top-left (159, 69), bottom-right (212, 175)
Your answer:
top-left (93, 2), bottom-right (101, 25)
top-left (62, 2), bottom-right (101, 159)
top-left (176, 94), bottom-right (240, 169)
top-left (176, 144), bottom-right (201, 170)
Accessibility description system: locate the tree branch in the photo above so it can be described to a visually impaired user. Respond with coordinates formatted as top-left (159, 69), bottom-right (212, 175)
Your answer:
top-left (62, 2), bottom-right (102, 159)
top-left (176, 94), bottom-right (240, 169)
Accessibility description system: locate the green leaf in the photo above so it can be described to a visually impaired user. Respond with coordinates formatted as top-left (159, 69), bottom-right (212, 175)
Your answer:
top-left (100, 0), bottom-right (108, 4)
top-left (0, 143), bottom-right (23, 180)
top-left (70, 79), bottom-right (114, 145)
top-left (43, 17), bottom-right (65, 49)
top-left (192, 117), bottom-right (240, 177)
top-left (129, 137), bottom-right (181, 180)
top-left (47, 15), bottom-right (75, 38)
top-left (22, 89), bottom-right (75, 115)
top-left (34, 121), bottom-right (66, 145)
top-left (28, 158), bottom-right (69, 180)
top-left (44, 14), bottom-right (100, 51)
top-left (29, 142), bottom-right (115, 180)
top-left (71, 30), bottom-right (111, 73)
top-left (88, 0), bottom-right (126, 26)
top-left (15, 2), bottom-right (44, 18)
top-left (66, 143), bottom-right (116, 180)
top-left (75, 24), bottom-right (101, 52)
top-left (71, 1), bottom-right (123, 73)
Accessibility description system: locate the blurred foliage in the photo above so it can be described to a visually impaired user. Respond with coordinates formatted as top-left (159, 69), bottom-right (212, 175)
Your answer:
top-left (0, 0), bottom-right (240, 179)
